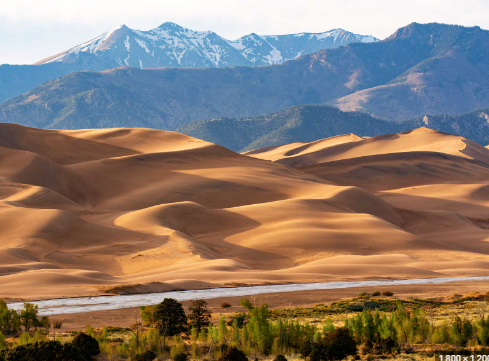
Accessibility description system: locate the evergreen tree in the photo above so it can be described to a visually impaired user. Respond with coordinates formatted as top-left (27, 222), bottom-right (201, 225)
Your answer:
top-left (154, 298), bottom-right (188, 336)
top-left (188, 300), bottom-right (211, 332)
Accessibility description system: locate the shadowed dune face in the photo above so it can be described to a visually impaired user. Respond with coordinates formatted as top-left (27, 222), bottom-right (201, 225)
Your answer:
top-left (2, 123), bottom-right (489, 299)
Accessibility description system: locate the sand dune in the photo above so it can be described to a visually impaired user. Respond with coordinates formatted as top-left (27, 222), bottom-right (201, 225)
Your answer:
top-left (2, 123), bottom-right (489, 299)
top-left (247, 128), bottom-right (489, 167)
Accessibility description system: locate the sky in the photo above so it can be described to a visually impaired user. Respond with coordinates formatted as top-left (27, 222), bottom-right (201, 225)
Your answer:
top-left (1, 0), bottom-right (488, 65)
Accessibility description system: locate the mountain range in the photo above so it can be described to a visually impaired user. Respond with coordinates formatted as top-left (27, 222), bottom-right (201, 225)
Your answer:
top-left (177, 105), bottom-right (489, 152)
top-left (2, 22), bottom-right (489, 132)
top-left (36, 22), bottom-right (377, 68)
top-left (0, 23), bottom-right (376, 104)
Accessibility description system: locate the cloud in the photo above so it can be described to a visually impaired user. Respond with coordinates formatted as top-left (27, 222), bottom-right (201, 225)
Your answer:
top-left (1, 0), bottom-right (488, 64)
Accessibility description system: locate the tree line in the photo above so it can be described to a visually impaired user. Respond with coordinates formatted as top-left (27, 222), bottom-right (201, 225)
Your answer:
top-left (2, 297), bottom-right (489, 360)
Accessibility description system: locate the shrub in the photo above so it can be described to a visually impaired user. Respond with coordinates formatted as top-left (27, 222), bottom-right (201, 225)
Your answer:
top-left (0, 341), bottom-right (85, 361)
top-left (358, 292), bottom-right (368, 297)
top-left (373, 337), bottom-right (399, 355)
top-left (71, 332), bottom-right (100, 358)
top-left (382, 291), bottom-right (394, 296)
top-left (221, 302), bottom-right (232, 308)
top-left (174, 352), bottom-right (189, 361)
top-left (135, 350), bottom-right (157, 361)
top-left (274, 355), bottom-right (288, 361)
top-left (348, 304), bottom-right (365, 312)
top-left (304, 328), bottom-right (357, 361)
top-left (228, 313), bottom-right (246, 328)
top-left (323, 328), bottom-right (357, 360)
top-left (372, 291), bottom-right (381, 297)
top-left (218, 346), bottom-right (248, 361)
top-left (363, 301), bottom-right (381, 309)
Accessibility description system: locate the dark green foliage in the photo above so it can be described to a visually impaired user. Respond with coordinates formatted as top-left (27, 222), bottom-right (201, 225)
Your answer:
top-left (273, 355), bottom-right (287, 361)
top-left (450, 316), bottom-right (473, 346)
top-left (218, 346), bottom-right (248, 361)
top-left (134, 350), bottom-right (156, 361)
top-left (154, 298), bottom-right (188, 336)
top-left (228, 313), bottom-right (246, 328)
top-left (373, 337), bottom-right (399, 355)
top-left (179, 106), bottom-right (404, 152)
top-left (348, 304), bottom-right (365, 312)
top-left (322, 328), bottom-right (357, 360)
top-left (299, 340), bottom-right (312, 359)
top-left (363, 301), bottom-right (381, 310)
top-left (0, 341), bottom-right (86, 361)
top-left (188, 300), bottom-right (211, 332)
top-left (372, 291), bottom-right (381, 297)
top-left (71, 333), bottom-right (100, 358)
top-left (304, 328), bottom-right (357, 361)
top-left (382, 291), bottom-right (394, 297)
top-left (173, 353), bottom-right (189, 361)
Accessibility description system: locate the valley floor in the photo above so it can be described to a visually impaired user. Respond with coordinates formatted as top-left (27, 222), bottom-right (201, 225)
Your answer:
top-left (47, 281), bottom-right (489, 332)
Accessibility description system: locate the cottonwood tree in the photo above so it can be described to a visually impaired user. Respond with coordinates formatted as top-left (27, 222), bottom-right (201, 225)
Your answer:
top-left (20, 303), bottom-right (38, 332)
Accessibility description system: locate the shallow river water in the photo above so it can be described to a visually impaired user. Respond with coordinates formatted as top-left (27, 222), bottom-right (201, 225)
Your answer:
top-left (8, 276), bottom-right (489, 315)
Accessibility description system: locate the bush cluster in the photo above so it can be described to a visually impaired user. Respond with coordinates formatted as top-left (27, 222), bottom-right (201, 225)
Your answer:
top-left (0, 336), bottom-right (99, 361)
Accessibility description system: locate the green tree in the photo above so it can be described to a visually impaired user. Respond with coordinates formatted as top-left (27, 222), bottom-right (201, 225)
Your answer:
top-left (274, 355), bottom-right (287, 361)
top-left (218, 346), bottom-right (248, 361)
top-left (0, 341), bottom-right (85, 361)
top-left (0, 299), bottom-right (20, 334)
top-left (20, 302), bottom-right (38, 332)
top-left (188, 299), bottom-right (211, 332)
top-left (174, 353), bottom-right (189, 361)
top-left (322, 327), bottom-right (357, 360)
top-left (72, 332), bottom-right (100, 359)
top-left (305, 328), bottom-right (357, 361)
top-left (154, 298), bottom-right (188, 336)
top-left (134, 350), bottom-right (157, 361)
top-left (0, 331), bottom-right (5, 350)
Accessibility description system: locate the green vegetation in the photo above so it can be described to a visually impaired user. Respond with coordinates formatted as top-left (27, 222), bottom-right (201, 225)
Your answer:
top-left (154, 298), bottom-right (188, 337)
top-left (3, 292), bottom-right (489, 360)
top-left (188, 300), bottom-right (212, 332)
top-left (0, 335), bottom-right (99, 361)
top-left (0, 301), bottom-right (52, 337)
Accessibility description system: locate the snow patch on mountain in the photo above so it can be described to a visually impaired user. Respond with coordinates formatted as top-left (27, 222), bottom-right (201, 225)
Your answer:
top-left (135, 38), bottom-right (150, 53)
top-left (36, 22), bottom-right (379, 69)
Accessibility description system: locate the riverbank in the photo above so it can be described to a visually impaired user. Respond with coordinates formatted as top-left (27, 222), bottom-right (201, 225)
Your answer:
top-left (45, 279), bottom-right (489, 332)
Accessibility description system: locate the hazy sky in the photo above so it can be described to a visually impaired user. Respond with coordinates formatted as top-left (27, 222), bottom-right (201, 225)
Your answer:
top-left (1, 0), bottom-right (488, 65)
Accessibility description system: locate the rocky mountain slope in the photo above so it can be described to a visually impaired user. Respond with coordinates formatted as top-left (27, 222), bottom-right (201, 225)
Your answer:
top-left (178, 105), bottom-right (489, 152)
top-left (2, 23), bottom-right (488, 129)
top-left (177, 105), bottom-right (401, 152)
top-left (0, 23), bottom-right (376, 104)
top-left (36, 22), bottom-right (377, 68)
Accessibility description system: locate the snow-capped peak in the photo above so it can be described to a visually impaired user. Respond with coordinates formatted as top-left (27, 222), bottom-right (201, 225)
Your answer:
top-left (35, 23), bottom-right (379, 69)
